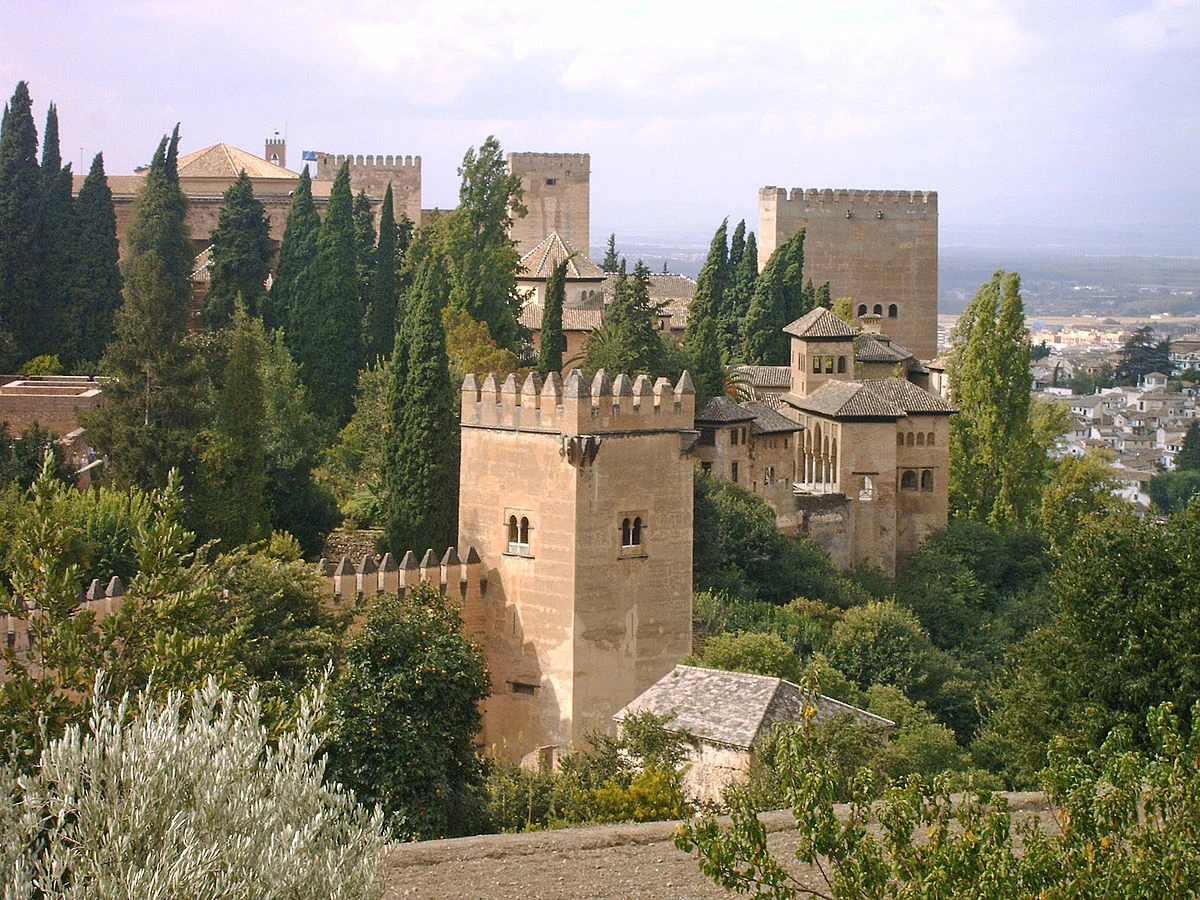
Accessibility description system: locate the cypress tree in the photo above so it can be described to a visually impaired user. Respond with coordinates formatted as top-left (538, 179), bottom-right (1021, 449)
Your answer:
top-left (33, 103), bottom-right (73, 361)
top-left (685, 219), bottom-right (728, 345)
top-left (718, 220), bottom-right (756, 357)
top-left (84, 129), bottom-right (206, 489)
top-left (728, 220), bottom-right (746, 275)
top-left (816, 281), bottom-right (832, 309)
top-left (362, 184), bottom-right (400, 362)
top-left (352, 189), bottom-right (375, 291)
top-left (601, 233), bottom-right (620, 273)
top-left (381, 247), bottom-right (458, 554)
top-left (740, 229), bottom-right (807, 365)
top-left (203, 170), bottom-right (272, 328)
top-left (538, 257), bottom-right (567, 375)
top-left (585, 259), bottom-right (664, 377)
top-left (287, 161), bottom-right (361, 427)
top-left (1177, 421), bottom-right (1200, 472)
top-left (195, 304), bottom-right (269, 547)
top-left (264, 166), bottom-right (318, 331)
top-left (0, 81), bottom-right (41, 366)
top-left (68, 153), bottom-right (122, 367)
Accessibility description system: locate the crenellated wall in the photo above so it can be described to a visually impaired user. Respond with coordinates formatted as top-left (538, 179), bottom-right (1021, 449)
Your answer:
top-left (507, 152), bottom-right (590, 258)
top-left (759, 186), bottom-right (939, 359)
top-left (310, 151), bottom-right (423, 224)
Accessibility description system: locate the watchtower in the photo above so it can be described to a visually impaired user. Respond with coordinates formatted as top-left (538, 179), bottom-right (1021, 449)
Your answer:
top-left (759, 187), bottom-right (939, 359)
top-left (264, 136), bottom-right (286, 170)
top-left (507, 153), bottom-right (591, 259)
top-left (458, 369), bottom-right (695, 761)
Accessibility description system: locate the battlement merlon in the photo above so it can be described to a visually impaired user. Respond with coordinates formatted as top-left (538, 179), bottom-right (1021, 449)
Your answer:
top-left (311, 153), bottom-right (422, 177)
top-left (760, 186), bottom-right (937, 213)
top-left (508, 152), bottom-right (590, 169)
top-left (461, 369), bottom-right (695, 434)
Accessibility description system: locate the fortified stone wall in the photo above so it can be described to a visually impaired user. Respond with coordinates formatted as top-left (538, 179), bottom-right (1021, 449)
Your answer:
top-left (310, 152), bottom-right (423, 224)
top-left (759, 187), bottom-right (939, 359)
top-left (507, 153), bottom-right (590, 258)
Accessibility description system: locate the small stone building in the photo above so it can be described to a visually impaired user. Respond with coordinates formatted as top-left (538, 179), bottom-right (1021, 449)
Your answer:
top-left (615, 665), bottom-right (893, 803)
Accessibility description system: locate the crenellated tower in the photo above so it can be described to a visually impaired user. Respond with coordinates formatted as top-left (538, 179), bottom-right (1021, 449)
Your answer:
top-left (458, 368), bottom-right (696, 761)
top-left (309, 151), bottom-right (422, 225)
top-left (507, 152), bottom-right (591, 258)
top-left (759, 187), bottom-right (939, 359)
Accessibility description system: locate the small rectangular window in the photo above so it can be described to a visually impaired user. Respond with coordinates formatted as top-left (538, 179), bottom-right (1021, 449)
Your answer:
top-left (731, 461), bottom-right (740, 483)
top-left (545, 178), bottom-right (557, 185)
top-left (730, 428), bottom-right (739, 446)
top-left (510, 682), bottom-right (538, 696)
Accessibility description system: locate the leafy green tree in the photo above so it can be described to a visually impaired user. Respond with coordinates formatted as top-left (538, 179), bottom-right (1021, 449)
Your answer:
top-left (1116, 325), bottom-right (1171, 383)
top-left (381, 247), bottom-right (459, 553)
top-left (264, 165), bottom-right (319, 332)
top-left (948, 270), bottom-right (1042, 529)
top-left (84, 128), bottom-right (207, 489)
top-left (0, 81), bottom-right (41, 366)
top-left (260, 329), bottom-right (338, 554)
top-left (361, 183), bottom-right (408, 362)
top-left (0, 677), bottom-right (388, 898)
top-left (601, 232), bottom-right (620, 273)
top-left (68, 153), bottom-right (122, 367)
top-left (287, 161), bottom-right (362, 427)
top-left (815, 280), bottom-right (831, 309)
top-left (687, 631), bottom-right (803, 682)
top-left (538, 257), bottom-right (568, 374)
top-left (584, 260), bottom-right (664, 377)
top-left (1147, 468), bottom-right (1200, 514)
top-left (318, 357), bottom-right (391, 529)
top-left (442, 305), bottom-right (523, 384)
top-left (443, 136), bottom-right (525, 350)
top-left (327, 583), bottom-right (490, 839)
top-left (33, 102), bottom-right (73, 362)
top-left (1175, 419), bottom-right (1200, 472)
top-left (195, 305), bottom-right (269, 548)
top-left (741, 229), bottom-right (807, 365)
top-left (202, 170), bottom-right (273, 327)
top-left (1039, 450), bottom-right (1126, 554)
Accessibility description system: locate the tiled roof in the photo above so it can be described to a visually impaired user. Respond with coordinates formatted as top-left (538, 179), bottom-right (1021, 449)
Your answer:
top-left (176, 143), bottom-right (298, 180)
top-left (646, 273), bottom-right (698, 300)
top-left (742, 401), bottom-right (802, 435)
top-left (696, 396), bottom-right (755, 425)
top-left (789, 380), bottom-right (907, 419)
top-left (783, 307), bottom-right (856, 341)
top-left (615, 665), bottom-right (892, 750)
top-left (860, 378), bottom-right (956, 414)
top-left (518, 301), bottom-right (603, 331)
top-left (735, 365), bottom-right (792, 390)
top-left (519, 233), bottom-right (606, 280)
top-left (855, 332), bottom-right (911, 364)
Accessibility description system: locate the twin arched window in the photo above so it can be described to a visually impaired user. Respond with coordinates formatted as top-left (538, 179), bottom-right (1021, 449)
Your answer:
top-left (507, 515), bottom-right (530, 555)
top-left (621, 516), bottom-right (643, 549)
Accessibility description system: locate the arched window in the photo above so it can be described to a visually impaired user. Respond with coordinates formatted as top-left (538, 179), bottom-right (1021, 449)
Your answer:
top-left (621, 517), bottom-right (632, 546)
top-left (873, 304), bottom-right (883, 316)
top-left (812, 355), bottom-right (821, 374)
top-left (858, 304), bottom-right (867, 317)
top-left (507, 515), bottom-right (519, 547)
top-left (901, 470), bottom-right (918, 492)
top-left (916, 432), bottom-right (925, 446)
top-left (621, 515), bottom-right (644, 552)
top-left (508, 515), bottom-right (530, 555)
top-left (897, 433), bottom-right (904, 446)
top-left (632, 516), bottom-right (642, 545)
top-left (888, 304), bottom-right (898, 318)
top-left (825, 356), bottom-right (834, 374)
top-left (906, 432), bottom-right (915, 446)
top-left (859, 475), bottom-right (875, 501)
top-left (927, 432), bottom-right (935, 446)
top-left (520, 517), bottom-right (530, 544)
top-left (921, 470), bottom-right (934, 492)
top-left (837, 356), bottom-right (847, 374)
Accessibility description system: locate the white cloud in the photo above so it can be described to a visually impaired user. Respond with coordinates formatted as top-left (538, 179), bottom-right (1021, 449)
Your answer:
top-left (1112, 0), bottom-right (1200, 52)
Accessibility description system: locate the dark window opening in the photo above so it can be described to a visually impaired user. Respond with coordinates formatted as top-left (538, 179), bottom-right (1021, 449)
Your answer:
top-left (888, 303), bottom-right (898, 318)
top-left (837, 356), bottom-right (847, 374)
top-left (858, 304), bottom-right (867, 317)
top-left (921, 470), bottom-right (934, 492)
top-left (545, 178), bottom-right (557, 185)
top-left (511, 682), bottom-right (538, 696)
top-left (731, 461), bottom-right (740, 483)
top-left (901, 469), bottom-right (918, 492)
top-left (873, 303), bottom-right (883, 316)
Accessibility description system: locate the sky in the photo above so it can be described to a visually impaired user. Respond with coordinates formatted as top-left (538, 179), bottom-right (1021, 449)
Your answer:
top-left (2, 0), bottom-right (1197, 255)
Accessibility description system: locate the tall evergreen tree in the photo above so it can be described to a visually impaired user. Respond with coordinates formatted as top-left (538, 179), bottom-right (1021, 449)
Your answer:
top-left (601, 233), bottom-right (620, 273)
top-left (1177, 420), bottom-right (1200, 473)
top-left (685, 219), bottom-right (728, 345)
top-left (84, 129), bottom-right (206, 489)
top-left (948, 270), bottom-right (1041, 528)
top-left (264, 166), bottom-right (319, 331)
top-left (287, 162), bottom-right (362, 427)
top-left (381, 247), bottom-right (458, 554)
top-left (728, 220), bottom-right (746, 275)
top-left (740, 229), bottom-right (807, 364)
top-left (202, 171), bottom-right (272, 328)
top-left (815, 281), bottom-right (832, 309)
top-left (585, 260), bottom-right (664, 377)
top-left (195, 305), bottom-right (269, 547)
top-left (0, 81), bottom-right (41, 366)
top-left (538, 257), bottom-right (567, 375)
top-left (352, 190), bottom-right (375, 293)
top-left (68, 153), bottom-right (122, 367)
top-left (1116, 326), bottom-right (1172, 384)
top-left (444, 136), bottom-right (524, 350)
top-left (362, 183), bottom-right (401, 362)
top-left (718, 221), bottom-right (757, 357)
top-left (34, 102), bottom-right (73, 361)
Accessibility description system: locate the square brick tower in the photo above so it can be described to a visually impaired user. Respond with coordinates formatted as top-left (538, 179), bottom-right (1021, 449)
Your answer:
top-left (507, 153), bottom-right (591, 259)
top-left (458, 369), bottom-right (695, 761)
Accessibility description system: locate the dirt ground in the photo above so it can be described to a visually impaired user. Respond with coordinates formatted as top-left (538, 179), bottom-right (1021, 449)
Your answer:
top-left (379, 793), bottom-right (1054, 900)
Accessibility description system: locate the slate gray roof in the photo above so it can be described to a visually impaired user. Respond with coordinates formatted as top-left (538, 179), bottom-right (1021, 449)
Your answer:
top-left (615, 665), bottom-right (893, 750)
top-left (736, 365), bottom-right (792, 390)
top-left (696, 396), bottom-right (755, 424)
top-left (519, 232), bottom-right (606, 280)
top-left (783, 307), bottom-right (856, 341)
top-left (859, 378), bottom-right (955, 414)
top-left (789, 380), bottom-right (907, 419)
top-left (743, 401), bottom-right (802, 435)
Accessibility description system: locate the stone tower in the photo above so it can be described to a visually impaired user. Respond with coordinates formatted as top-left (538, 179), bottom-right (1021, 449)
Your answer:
top-left (759, 187), bottom-right (939, 360)
top-left (309, 151), bottom-right (423, 225)
top-left (507, 153), bottom-right (591, 259)
top-left (264, 136), bottom-right (286, 170)
top-left (458, 369), bottom-right (695, 761)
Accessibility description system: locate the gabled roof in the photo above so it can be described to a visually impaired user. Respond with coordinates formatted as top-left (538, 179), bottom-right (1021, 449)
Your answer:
top-left (519, 232), bottom-right (606, 280)
top-left (615, 665), bottom-right (892, 750)
top-left (735, 365), bottom-right (792, 391)
top-left (696, 396), bottom-right (755, 425)
top-left (518, 301), bottom-right (603, 331)
top-left (176, 143), bottom-right (298, 180)
top-left (783, 307), bottom-right (856, 341)
top-left (859, 378), bottom-right (955, 415)
top-left (855, 332), bottom-right (910, 364)
top-left (790, 380), bottom-right (907, 419)
top-left (742, 401), bottom-right (803, 435)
